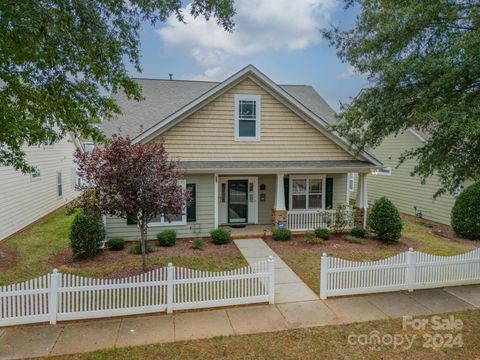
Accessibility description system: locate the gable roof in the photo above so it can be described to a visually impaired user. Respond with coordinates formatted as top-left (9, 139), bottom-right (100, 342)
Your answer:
top-left (101, 65), bottom-right (381, 166)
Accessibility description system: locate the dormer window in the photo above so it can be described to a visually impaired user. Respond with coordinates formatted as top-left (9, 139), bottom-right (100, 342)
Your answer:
top-left (234, 94), bottom-right (261, 141)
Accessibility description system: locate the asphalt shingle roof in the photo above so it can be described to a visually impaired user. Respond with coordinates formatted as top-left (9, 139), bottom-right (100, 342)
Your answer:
top-left (100, 79), bottom-right (338, 138)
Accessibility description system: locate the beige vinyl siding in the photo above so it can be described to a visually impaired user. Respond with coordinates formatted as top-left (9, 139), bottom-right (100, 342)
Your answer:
top-left (364, 131), bottom-right (456, 225)
top-left (0, 137), bottom-right (78, 240)
top-left (330, 173), bottom-right (348, 208)
top-left (156, 78), bottom-right (354, 161)
top-left (105, 174), bottom-right (214, 240)
top-left (257, 175), bottom-right (276, 224)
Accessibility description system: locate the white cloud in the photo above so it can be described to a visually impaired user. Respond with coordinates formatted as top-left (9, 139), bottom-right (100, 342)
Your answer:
top-left (337, 65), bottom-right (360, 80)
top-left (157, 0), bottom-right (337, 80)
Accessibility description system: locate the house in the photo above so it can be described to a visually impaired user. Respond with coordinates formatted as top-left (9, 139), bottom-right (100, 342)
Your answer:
top-left (351, 129), bottom-right (460, 225)
top-left (0, 135), bottom-right (82, 241)
top-left (101, 65), bottom-right (382, 240)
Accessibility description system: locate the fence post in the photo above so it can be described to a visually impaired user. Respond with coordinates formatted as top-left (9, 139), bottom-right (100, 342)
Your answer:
top-left (268, 256), bottom-right (275, 304)
top-left (49, 269), bottom-right (60, 324)
top-left (407, 248), bottom-right (416, 292)
top-left (320, 253), bottom-right (328, 300)
top-left (166, 263), bottom-right (174, 314)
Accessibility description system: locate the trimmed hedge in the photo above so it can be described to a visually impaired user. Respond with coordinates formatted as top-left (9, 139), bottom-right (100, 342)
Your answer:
top-left (191, 238), bottom-right (206, 250)
top-left (451, 182), bottom-right (480, 240)
top-left (368, 196), bottom-right (403, 243)
top-left (129, 242), bottom-right (153, 255)
top-left (157, 230), bottom-right (177, 247)
top-left (69, 210), bottom-right (105, 258)
top-left (272, 228), bottom-right (292, 241)
top-left (302, 231), bottom-right (322, 244)
top-left (314, 228), bottom-right (330, 240)
top-left (350, 227), bottom-right (366, 238)
top-left (210, 228), bottom-right (231, 244)
top-left (107, 237), bottom-right (125, 251)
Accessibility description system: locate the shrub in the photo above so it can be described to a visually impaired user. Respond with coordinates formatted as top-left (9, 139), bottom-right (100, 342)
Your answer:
top-left (333, 203), bottom-right (349, 233)
top-left (157, 230), bottom-right (177, 247)
top-left (350, 227), bottom-right (366, 238)
top-left (302, 231), bottom-right (322, 244)
top-left (451, 182), bottom-right (480, 240)
top-left (368, 196), bottom-right (403, 243)
top-left (107, 237), bottom-right (125, 251)
top-left (272, 228), bottom-right (292, 241)
top-left (210, 228), bottom-right (231, 245)
top-left (345, 235), bottom-right (364, 244)
top-left (69, 210), bottom-right (105, 258)
top-left (314, 228), bottom-right (330, 240)
top-left (191, 238), bottom-right (206, 250)
top-left (129, 242), bottom-right (153, 255)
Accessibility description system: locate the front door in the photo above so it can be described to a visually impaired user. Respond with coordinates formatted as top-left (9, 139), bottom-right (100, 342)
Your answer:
top-left (228, 180), bottom-right (248, 224)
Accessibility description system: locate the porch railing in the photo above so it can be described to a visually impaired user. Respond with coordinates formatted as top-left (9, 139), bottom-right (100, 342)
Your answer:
top-left (288, 207), bottom-right (354, 231)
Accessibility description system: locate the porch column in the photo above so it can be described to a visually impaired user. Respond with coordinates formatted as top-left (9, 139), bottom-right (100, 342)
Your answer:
top-left (272, 173), bottom-right (287, 229)
top-left (213, 174), bottom-right (219, 229)
top-left (355, 173), bottom-right (369, 228)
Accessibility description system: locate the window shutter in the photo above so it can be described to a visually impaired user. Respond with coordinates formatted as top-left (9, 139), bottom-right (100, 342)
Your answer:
top-left (326, 178), bottom-right (333, 209)
top-left (126, 215), bottom-right (137, 225)
top-left (187, 183), bottom-right (196, 222)
top-left (283, 178), bottom-right (289, 210)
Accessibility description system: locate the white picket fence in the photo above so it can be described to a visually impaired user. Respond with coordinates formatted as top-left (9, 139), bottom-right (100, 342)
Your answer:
top-left (0, 257), bottom-right (275, 327)
top-left (288, 208), bottom-right (354, 231)
top-left (320, 248), bottom-right (480, 299)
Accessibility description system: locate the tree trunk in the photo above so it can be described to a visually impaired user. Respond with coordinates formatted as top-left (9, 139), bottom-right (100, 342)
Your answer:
top-left (139, 221), bottom-right (148, 272)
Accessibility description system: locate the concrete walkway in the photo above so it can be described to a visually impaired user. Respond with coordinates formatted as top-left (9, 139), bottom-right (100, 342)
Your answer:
top-left (234, 238), bottom-right (319, 303)
top-left (1, 239), bottom-right (480, 359)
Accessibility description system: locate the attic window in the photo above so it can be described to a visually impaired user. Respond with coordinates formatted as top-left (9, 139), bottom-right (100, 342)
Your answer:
top-left (234, 94), bottom-right (261, 141)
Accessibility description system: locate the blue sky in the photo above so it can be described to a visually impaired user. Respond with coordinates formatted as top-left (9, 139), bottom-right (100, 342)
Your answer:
top-left (127, 0), bottom-right (366, 111)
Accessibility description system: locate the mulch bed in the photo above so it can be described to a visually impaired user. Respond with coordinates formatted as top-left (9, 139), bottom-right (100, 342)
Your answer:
top-left (49, 238), bottom-right (242, 273)
top-left (264, 233), bottom-right (416, 257)
top-left (0, 248), bottom-right (18, 271)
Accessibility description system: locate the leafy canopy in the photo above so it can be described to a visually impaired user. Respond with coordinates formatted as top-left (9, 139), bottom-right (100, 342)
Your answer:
top-left (0, 0), bottom-right (235, 172)
top-left (324, 0), bottom-right (480, 196)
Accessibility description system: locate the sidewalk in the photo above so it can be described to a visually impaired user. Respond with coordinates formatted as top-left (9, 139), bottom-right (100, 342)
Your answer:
top-left (1, 239), bottom-right (480, 359)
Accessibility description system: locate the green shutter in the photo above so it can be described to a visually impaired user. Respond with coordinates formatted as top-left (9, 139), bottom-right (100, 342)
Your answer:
top-left (326, 178), bottom-right (333, 209)
top-left (284, 178), bottom-right (289, 210)
top-left (187, 183), bottom-right (196, 222)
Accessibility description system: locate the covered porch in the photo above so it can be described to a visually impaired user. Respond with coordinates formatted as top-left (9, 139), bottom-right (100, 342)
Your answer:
top-left (183, 160), bottom-right (375, 233)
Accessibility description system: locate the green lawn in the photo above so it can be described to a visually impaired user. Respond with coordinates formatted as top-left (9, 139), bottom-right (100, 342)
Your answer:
top-left (0, 209), bottom-right (74, 285)
top-left (52, 310), bottom-right (480, 360)
top-left (283, 218), bottom-right (478, 294)
top-left (0, 209), bottom-right (246, 286)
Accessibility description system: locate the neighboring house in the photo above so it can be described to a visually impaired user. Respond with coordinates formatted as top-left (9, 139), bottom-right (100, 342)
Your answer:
top-left (352, 129), bottom-right (458, 225)
top-left (0, 135), bottom-right (82, 241)
top-left (101, 65), bottom-right (382, 240)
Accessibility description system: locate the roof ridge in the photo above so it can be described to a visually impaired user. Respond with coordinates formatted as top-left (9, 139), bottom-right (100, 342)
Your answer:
top-left (131, 77), bottom-right (220, 83)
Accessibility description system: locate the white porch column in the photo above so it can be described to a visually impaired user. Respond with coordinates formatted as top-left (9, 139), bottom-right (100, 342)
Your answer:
top-left (274, 173), bottom-right (286, 210)
top-left (355, 173), bottom-right (369, 228)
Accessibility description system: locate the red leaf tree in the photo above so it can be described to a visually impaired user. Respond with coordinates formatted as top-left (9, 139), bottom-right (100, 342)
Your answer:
top-left (74, 134), bottom-right (190, 270)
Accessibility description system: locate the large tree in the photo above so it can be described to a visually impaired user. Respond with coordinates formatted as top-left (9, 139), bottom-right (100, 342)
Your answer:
top-left (324, 0), bottom-right (480, 196)
top-left (75, 135), bottom-right (190, 271)
top-left (0, 0), bottom-right (235, 172)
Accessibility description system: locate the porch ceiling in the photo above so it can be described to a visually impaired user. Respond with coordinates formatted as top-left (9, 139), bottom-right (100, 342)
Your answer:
top-left (181, 160), bottom-right (381, 174)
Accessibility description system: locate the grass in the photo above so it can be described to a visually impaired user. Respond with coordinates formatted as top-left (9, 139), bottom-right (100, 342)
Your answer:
top-left (283, 217), bottom-right (478, 294)
top-left (52, 310), bottom-right (480, 360)
top-left (0, 209), bottom-right (74, 285)
top-left (0, 209), bottom-right (246, 285)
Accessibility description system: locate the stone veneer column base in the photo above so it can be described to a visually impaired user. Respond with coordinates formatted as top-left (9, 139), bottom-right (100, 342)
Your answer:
top-left (272, 209), bottom-right (288, 229)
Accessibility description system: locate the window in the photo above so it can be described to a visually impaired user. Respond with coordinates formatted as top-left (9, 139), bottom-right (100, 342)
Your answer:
top-left (71, 167), bottom-right (81, 188)
top-left (290, 176), bottom-right (326, 210)
top-left (56, 171), bottom-right (63, 197)
top-left (148, 180), bottom-right (187, 226)
top-left (234, 94), bottom-right (261, 141)
top-left (378, 167), bottom-right (392, 176)
top-left (347, 173), bottom-right (355, 191)
top-left (31, 169), bottom-right (41, 182)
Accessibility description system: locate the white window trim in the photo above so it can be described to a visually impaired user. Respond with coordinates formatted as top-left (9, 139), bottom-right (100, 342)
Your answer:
top-left (347, 173), bottom-right (355, 192)
top-left (234, 94), bottom-right (261, 141)
top-left (148, 180), bottom-right (187, 227)
top-left (289, 174), bottom-right (326, 211)
top-left (378, 166), bottom-right (392, 176)
top-left (30, 169), bottom-right (41, 182)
